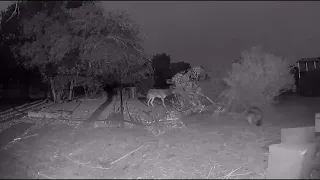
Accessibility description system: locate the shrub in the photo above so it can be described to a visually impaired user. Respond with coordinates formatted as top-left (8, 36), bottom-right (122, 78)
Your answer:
top-left (51, 75), bottom-right (72, 102)
top-left (136, 76), bottom-right (155, 96)
top-left (171, 66), bottom-right (208, 115)
top-left (200, 77), bottom-right (229, 104)
top-left (220, 46), bottom-right (296, 112)
top-left (80, 77), bottom-right (103, 99)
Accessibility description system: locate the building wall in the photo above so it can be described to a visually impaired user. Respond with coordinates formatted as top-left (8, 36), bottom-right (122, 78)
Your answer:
top-left (298, 69), bottom-right (320, 97)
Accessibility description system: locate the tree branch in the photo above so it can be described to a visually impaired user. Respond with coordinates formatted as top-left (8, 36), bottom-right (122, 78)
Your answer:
top-left (6, 1), bottom-right (20, 23)
top-left (107, 35), bottom-right (144, 55)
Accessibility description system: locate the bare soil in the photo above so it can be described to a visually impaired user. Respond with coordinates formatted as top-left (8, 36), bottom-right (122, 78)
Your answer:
top-left (0, 95), bottom-right (319, 179)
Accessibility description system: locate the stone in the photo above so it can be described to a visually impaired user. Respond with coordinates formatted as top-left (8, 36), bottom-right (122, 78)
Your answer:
top-left (267, 143), bottom-right (316, 179)
top-left (281, 126), bottom-right (315, 144)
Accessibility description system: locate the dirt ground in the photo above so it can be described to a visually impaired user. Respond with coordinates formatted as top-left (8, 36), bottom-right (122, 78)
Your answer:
top-left (0, 95), bottom-right (319, 179)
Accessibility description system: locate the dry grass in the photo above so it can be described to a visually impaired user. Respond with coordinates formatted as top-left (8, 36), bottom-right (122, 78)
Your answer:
top-left (29, 123), bottom-right (270, 179)
top-left (0, 95), bottom-right (319, 179)
top-left (4, 115), bottom-right (271, 179)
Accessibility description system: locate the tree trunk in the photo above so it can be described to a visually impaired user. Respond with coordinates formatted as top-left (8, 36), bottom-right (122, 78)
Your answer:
top-left (56, 90), bottom-right (62, 103)
top-left (50, 78), bottom-right (57, 103)
top-left (119, 86), bottom-right (125, 128)
top-left (83, 86), bottom-right (88, 99)
top-left (46, 86), bottom-right (52, 101)
top-left (93, 86), bottom-right (99, 98)
top-left (68, 80), bottom-right (74, 101)
top-left (72, 79), bottom-right (77, 99)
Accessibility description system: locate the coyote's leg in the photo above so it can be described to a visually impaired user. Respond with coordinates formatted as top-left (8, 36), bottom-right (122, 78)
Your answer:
top-left (147, 97), bottom-right (151, 106)
top-left (150, 97), bottom-right (155, 106)
top-left (161, 97), bottom-right (166, 108)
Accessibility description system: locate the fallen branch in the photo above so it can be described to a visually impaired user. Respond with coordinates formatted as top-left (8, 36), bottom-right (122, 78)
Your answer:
top-left (220, 166), bottom-right (242, 179)
top-left (197, 92), bottom-right (215, 104)
top-left (13, 133), bottom-right (38, 141)
top-left (227, 172), bottom-right (252, 178)
top-left (0, 99), bottom-right (42, 115)
top-left (207, 165), bottom-right (214, 179)
top-left (37, 172), bottom-right (55, 179)
top-left (0, 100), bottom-right (50, 120)
top-left (110, 144), bottom-right (145, 165)
top-left (63, 154), bottom-right (111, 170)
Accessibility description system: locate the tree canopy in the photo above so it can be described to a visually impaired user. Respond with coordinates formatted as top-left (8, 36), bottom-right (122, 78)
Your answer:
top-left (7, 1), bottom-right (151, 102)
top-left (151, 53), bottom-right (171, 88)
top-left (11, 2), bottom-right (150, 80)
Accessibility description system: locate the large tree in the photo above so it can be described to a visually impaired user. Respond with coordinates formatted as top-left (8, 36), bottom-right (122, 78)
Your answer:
top-left (170, 61), bottom-right (191, 77)
top-left (151, 53), bottom-right (171, 88)
top-left (10, 3), bottom-right (79, 102)
top-left (68, 3), bottom-right (152, 127)
top-left (68, 2), bottom-right (151, 85)
top-left (11, 1), bottom-right (150, 127)
top-left (1, 1), bottom-right (86, 98)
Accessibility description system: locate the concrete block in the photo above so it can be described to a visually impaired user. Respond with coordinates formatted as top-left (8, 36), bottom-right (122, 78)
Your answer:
top-left (281, 126), bottom-right (315, 144)
top-left (315, 113), bottom-right (320, 132)
top-left (267, 143), bottom-right (316, 179)
top-left (311, 152), bottom-right (320, 170)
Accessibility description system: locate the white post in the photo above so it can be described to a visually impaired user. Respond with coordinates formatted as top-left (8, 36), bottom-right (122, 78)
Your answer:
top-left (306, 62), bottom-right (308, 71)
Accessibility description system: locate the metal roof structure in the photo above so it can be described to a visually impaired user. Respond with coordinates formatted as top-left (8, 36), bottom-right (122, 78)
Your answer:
top-left (296, 57), bottom-right (320, 63)
top-left (295, 57), bottom-right (320, 79)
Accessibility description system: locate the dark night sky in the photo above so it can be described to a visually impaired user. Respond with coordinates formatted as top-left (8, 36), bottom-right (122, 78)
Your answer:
top-left (1, 1), bottom-right (320, 76)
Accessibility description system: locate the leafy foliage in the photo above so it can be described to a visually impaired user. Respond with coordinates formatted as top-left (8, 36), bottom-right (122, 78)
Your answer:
top-left (8, 3), bottom-right (77, 101)
top-left (151, 53), bottom-right (171, 88)
top-left (11, 4), bottom-right (74, 79)
top-left (68, 2), bottom-right (150, 86)
top-left (170, 61), bottom-right (191, 77)
top-left (220, 46), bottom-right (296, 111)
top-left (10, 2), bottom-right (150, 102)
top-left (0, 1), bottom-right (65, 85)
top-left (171, 66), bottom-right (207, 115)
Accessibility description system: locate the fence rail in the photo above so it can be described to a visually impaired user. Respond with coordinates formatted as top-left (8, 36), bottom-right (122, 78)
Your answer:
top-left (0, 100), bottom-right (53, 123)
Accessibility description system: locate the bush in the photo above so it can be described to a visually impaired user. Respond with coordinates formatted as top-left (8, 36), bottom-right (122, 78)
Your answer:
top-left (136, 76), bottom-right (155, 96)
top-left (220, 46), bottom-right (296, 112)
top-left (52, 75), bottom-right (72, 102)
top-left (200, 77), bottom-right (228, 103)
top-left (80, 77), bottom-right (103, 99)
top-left (171, 66), bottom-right (208, 115)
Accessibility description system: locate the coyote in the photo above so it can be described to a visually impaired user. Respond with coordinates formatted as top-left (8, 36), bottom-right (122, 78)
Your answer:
top-left (146, 87), bottom-right (174, 108)
top-left (245, 106), bottom-right (263, 126)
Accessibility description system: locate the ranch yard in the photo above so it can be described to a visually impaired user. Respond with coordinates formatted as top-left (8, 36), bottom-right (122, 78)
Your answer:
top-left (0, 95), bottom-right (319, 179)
